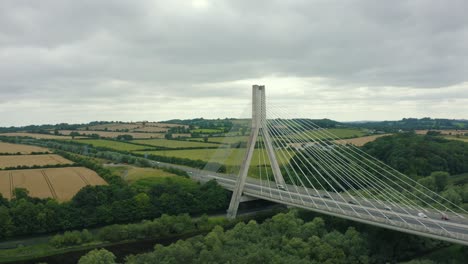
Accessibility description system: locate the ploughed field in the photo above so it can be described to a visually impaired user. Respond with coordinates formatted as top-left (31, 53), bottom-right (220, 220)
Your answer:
top-left (0, 167), bottom-right (107, 201)
top-left (0, 142), bottom-right (50, 154)
top-left (0, 154), bottom-right (73, 169)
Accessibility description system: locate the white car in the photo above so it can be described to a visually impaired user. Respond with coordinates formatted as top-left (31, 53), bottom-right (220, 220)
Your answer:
top-left (277, 184), bottom-right (286, 190)
top-left (418, 212), bottom-right (428, 218)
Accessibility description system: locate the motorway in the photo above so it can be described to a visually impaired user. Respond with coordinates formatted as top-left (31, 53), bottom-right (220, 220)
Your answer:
top-left (151, 160), bottom-right (468, 246)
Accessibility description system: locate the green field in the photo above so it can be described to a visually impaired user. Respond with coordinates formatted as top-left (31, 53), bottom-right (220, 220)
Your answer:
top-left (207, 136), bottom-right (248, 144)
top-left (75, 139), bottom-right (151, 151)
top-left (132, 139), bottom-right (220, 148)
top-left (136, 148), bottom-right (293, 166)
top-left (191, 128), bottom-right (224, 133)
top-left (135, 148), bottom-right (294, 178)
top-left (107, 165), bottom-right (177, 182)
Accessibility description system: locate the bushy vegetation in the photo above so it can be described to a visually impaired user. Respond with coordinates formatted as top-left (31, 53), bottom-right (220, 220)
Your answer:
top-left (362, 132), bottom-right (468, 178)
top-left (124, 211), bottom-right (369, 264)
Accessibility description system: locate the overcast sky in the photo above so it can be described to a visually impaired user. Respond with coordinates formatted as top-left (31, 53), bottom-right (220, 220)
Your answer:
top-left (1, 0), bottom-right (467, 126)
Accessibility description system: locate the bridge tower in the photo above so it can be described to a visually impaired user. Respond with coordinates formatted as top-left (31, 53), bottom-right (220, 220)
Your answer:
top-left (227, 85), bottom-right (286, 218)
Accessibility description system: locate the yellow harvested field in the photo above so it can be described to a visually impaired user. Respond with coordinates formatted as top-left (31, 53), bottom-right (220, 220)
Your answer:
top-left (0, 132), bottom-right (78, 139)
top-left (0, 171), bottom-right (11, 199)
top-left (0, 154), bottom-right (73, 168)
top-left (0, 167), bottom-right (107, 201)
top-left (333, 134), bottom-right (391, 146)
top-left (10, 169), bottom-right (53, 199)
top-left (60, 130), bottom-right (165, 139)
top-left (0, 142), bottom-right (50, 154)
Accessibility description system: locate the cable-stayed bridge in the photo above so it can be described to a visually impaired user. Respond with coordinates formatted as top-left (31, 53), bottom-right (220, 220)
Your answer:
top-left (190, 85), bottom-right (468, 246)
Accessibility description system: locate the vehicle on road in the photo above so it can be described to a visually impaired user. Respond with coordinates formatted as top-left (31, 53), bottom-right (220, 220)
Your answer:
top-left (418, 212), bottom-right (428, 218)
top-left (441, 214), bottom-right (449, 221)
top-left (277, 184), bottom-right (286, 190)
top-left (383, 214), bottom-right (392, 220)
top-left (384, 206), bottom-right (392, 211)
top-left (322, 195), bottom-right (331, 199)
top-left (348, 200), bottom-right (357, 205)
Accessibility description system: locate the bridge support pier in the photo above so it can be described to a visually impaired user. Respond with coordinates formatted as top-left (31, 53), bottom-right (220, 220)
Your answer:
top-left (227, 85), bottom-right (285, 219)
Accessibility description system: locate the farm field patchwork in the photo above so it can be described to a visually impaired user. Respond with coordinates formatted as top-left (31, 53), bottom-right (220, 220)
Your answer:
top-left (74, 139), bottom-right (153, 151)
top-left (0, 132), bottom-right (78, 139)
top-left (0, 142), bottom-right (50, 154)
top-left (0, 167), bottom-right (107, 201)
top-left (59, 130), bottom-right (166, 139)
top-left (81, 122), bottom-right (185, 131)
top-left (131, 139), bottom-right (220, 148)
top-left (0, 154), bottom-right (73, 169)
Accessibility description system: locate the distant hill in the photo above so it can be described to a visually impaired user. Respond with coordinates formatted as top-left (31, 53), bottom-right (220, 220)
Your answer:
top-left (346, 118), bottom-right (468, 132)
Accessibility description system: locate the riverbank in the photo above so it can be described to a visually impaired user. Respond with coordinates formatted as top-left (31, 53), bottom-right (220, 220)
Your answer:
top-left (0, 205), bottom-right (285, 263)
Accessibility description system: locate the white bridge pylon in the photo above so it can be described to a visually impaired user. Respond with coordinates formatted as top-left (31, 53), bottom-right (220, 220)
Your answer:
top-left (227, 85), bottom-right (285, 218)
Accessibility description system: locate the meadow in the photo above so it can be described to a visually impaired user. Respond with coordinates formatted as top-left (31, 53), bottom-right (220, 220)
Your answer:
top-left (132, 139), bottom-right (220, 148)
top-left (136, 148), bottom-right (293, 167)
top-left (74, 139), bottom-right (153, 152)
top-left (106, 165), bottom-right (177, 182)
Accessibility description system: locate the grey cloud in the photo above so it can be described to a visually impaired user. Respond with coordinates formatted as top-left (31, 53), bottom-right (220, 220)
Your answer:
top-left (0, 0), bottom-right (468, 125)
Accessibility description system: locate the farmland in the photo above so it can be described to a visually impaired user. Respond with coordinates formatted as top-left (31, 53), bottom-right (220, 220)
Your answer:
top-left (0, 133), bottom-right (77, 140)
top-left (81, 121), bottom-right (185, 131)
top-left (74, 139), bottom-right (152, 152)
top-left (0, 167), bottom-right (107, 201)
top-left (0, 154), bottom-right (73, 169)
top-left (333, 134), bottom-right (392, 146)
top-left (206, 136), bottom-right (248, 144)
top-left (0, 142), bottom-right (50, 154)
top-left (416, 129), bottom-right (468, 136)
top-left (137, 148), bottom-right (293, 166)
top-left (292, 128), bottom-right (367, 140)
top-left (59, 130), bottom-right (166, 139)
top-left (106, 165), bottom-right (177, 182)
top-left (131, 139), bottom-right (220, 148)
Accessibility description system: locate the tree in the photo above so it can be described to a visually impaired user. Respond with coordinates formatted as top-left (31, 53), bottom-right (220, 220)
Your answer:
top-left (431, 171), bottom-right (449, 192)
top-left (12, 187), bottom-right (29, 200)
top-left (0, 206), bottom-right (13, 238)
top-left (70, 132), bottom-right (81, 139)
top-left (78, 249), bottom-right (116, 264)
